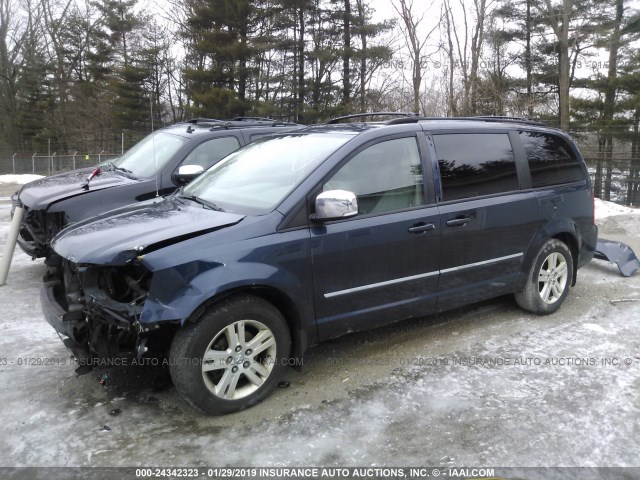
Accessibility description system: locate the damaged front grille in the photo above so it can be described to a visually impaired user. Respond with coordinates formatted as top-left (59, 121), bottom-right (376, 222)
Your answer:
top-left (97, 266), bottom-right (151, 306)
top-left (46, 257), bottom-right (158, 360)
top-left (21, 208), bottom-right (65, 246)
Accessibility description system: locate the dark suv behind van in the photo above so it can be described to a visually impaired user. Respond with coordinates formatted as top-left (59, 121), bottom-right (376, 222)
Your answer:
top-left (41, 114), bottom-right (597, 414)
top-left (11, 118), bottom-right (300, 258)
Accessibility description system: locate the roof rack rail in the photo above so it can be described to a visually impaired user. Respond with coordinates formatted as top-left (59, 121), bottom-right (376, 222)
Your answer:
top-left (183, 118), bottom-right (224, 125)
top-left (386, 115), bottom-right (547, 127)
top-left (327, 112), bottom-right (419, 124)
top-left (234, 118), bottom-right (300, 126)
top-left (232, 116), bottom-right (276, 122)
top-left (473, 115), bottom-right (547, 126)
top-left (181, 117), bottom-right (299, 130)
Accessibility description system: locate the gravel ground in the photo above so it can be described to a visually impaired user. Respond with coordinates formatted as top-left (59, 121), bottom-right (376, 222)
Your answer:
top-left (0, 200), bottom-right (639, 471)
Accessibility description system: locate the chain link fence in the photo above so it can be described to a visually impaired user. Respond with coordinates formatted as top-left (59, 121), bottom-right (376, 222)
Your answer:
top-left (0, 153), bottom-right (120, 176)
top-left (583, 157), bottom-right (640, 207)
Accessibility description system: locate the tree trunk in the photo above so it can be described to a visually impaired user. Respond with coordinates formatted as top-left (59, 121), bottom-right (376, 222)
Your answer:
top-left (558, 23), bottom-right (570, 130)
top-left (444, 4), bottom-right (457, 116)
top-left (342, 0), bottom-right (351, 107)
top-left (526, 0), bottom-right (533, 117)
top-left (629, 106), bottom-right (640, 206)
top-left (602, 0), bottom-right (624, 202)
top-left (297, 7), bottom-right (305, 122)
top-left (539, 0), bottom-right (573, 130)
top-left (595, 135), bottom-right (604, 199)
top-left (469, 0), bottom-right (486, 116)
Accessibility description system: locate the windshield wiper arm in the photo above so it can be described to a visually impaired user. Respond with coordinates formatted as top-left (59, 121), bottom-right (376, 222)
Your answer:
top-left (107, 162), bottom-right (134, 175)
top-left (180, 194), bottom-right (224, 211)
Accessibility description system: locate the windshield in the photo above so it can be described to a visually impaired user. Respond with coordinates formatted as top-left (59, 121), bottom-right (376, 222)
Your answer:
top-left (183, 133), bottom-right (352, 215)
top-left (112, 131), bottom-right (188, 178)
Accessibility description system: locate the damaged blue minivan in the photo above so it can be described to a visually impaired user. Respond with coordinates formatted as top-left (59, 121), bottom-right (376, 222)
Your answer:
top-left (41, 114), bottom-right (597, 414)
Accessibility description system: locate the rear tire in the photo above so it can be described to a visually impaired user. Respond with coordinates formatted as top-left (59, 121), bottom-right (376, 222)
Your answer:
top-left (515, 239), bottom-right (573, 315)
top-left (169, 294), bottom-right (291, 415)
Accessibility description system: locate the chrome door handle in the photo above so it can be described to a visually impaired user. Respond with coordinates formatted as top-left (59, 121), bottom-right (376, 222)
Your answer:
top-left (408, 223), bottom-right (435, 233)
top-left (446, 217), bottom-right (470, 227)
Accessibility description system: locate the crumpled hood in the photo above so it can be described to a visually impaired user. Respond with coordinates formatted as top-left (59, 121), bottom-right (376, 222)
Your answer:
top-left (52, 197), bottom-right (245, 265)
top-left (18, 168), bottom-right (138, 210)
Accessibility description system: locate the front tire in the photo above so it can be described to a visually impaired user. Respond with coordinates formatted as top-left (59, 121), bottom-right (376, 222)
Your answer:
top-left (169, 295), bottom-right (291, 415)
top-left (515, 239), bottom-right (574, 315)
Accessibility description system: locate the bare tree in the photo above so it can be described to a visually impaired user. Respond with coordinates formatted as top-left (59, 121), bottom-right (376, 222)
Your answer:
top-left (0, 0), bottom-right (45, 151)
top-left (535, 0), bottom-right (572, 130)
top-left (442, 0), bottom-right (492, 115)
top-left (392, 0), bottom-right (439, 114)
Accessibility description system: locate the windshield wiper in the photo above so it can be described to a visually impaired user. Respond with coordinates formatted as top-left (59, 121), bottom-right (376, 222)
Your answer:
top-left (106, 161), bottom-right (135, 176)
top-left (180, 194), bottom-right (224, 211)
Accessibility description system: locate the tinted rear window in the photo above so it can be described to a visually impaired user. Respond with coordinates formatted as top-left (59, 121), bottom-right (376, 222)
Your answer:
top-left (433, 133), bottom-right (518, 201)
top-left (519, 131), bottom-right (585, 187)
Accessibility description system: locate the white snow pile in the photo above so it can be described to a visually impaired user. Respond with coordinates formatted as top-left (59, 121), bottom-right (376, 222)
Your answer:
top-left (0, 174), bottom-right (44, 184)
top-left (595, 197), bottom-right (640, 219)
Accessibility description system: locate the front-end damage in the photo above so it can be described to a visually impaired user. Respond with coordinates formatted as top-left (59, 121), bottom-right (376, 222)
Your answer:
top-left (41, 255), bottom-right (178, 369)
top-left (41, 199), bottom-right (247, 369)
top-left (18, 207), bottom-right (66, 258)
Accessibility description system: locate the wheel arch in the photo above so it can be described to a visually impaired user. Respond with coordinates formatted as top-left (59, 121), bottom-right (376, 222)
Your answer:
top-left (184, 285), bottom-right (309, 368)
top-left (552, 231), bottom-right (579, 286)
top-left (523, 221), bottom-right (581, 287)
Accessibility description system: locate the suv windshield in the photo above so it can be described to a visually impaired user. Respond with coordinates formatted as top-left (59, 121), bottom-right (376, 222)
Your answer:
top-left (112, 131), bottom-right (188, 178)
top-left (183, 133), bottom-right (352, 215)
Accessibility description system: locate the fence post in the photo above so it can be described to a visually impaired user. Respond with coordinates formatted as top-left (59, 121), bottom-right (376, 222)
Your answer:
top-left (32, 153), bottom-right (36, 174)
top-left (98, 149), bottom-right (104, 165)
top-left (72, 151), bottom-right (77, 170)
top-left (51, 152), bottom-right (57, 173)
top-left (12, 153), bottom-right (16, 175)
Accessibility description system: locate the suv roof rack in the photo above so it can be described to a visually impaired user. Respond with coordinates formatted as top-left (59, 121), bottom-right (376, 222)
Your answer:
top-left (181, 117), bottom-right (298, 131)
top-left (231, 116), bottom-right (283, 122)
top-left (183, 118), bottom-right (224, 125)
top-left (387, 115), bottom-right (547, 127)
top-left (327, 112), bottom-right (419, 124)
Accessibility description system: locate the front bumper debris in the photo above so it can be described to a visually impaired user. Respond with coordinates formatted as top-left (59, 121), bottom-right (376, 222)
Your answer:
top-left (593, 238), bottom-right (640, 277)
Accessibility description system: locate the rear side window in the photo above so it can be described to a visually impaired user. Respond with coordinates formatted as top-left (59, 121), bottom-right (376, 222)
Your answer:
top-left (433, 133), bottom-right (518, 201)
top-left (519, 131), bottom-right (585, 187)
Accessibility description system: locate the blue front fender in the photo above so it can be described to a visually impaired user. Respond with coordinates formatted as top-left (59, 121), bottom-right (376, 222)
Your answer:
top-left (139, 260), bottom-right (308, 325)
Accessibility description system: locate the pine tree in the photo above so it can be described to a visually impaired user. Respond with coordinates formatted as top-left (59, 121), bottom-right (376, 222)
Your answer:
top-left (182, 0), bottom-right (254, 117)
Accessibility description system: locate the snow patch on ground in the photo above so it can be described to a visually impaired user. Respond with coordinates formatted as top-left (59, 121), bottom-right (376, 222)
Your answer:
top-left (0, 174), bottom-right (44, 185)
top-left (595, 198), bottom-right (640, 219)
top-left (581, 323), bottom-right (609, 334)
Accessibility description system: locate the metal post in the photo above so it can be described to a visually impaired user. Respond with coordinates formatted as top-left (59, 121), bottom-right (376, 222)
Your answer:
top-left (121, 131), bottom-right (124, 155)
top-left (0, 206), bottom-right (24, 286)
top-left (72, 151), bottom-right (77, 170)
top-left (98, 149), bottom-right (104, 165)
top-left (12, 153), bottom-right (16, 175)
top-left (51, 152), bottom-right (57, 173)
top-left (32, 153), bottom-right (36, 174)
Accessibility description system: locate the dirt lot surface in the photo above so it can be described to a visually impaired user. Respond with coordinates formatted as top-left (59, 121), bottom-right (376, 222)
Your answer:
top-left (0, 201), bottom-right (639, 470)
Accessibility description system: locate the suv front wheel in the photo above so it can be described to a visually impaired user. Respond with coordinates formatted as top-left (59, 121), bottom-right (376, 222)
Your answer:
top-left (515, 239), bottom-right (574, 315)
top-left (169, 295), bottom-right (291, 415)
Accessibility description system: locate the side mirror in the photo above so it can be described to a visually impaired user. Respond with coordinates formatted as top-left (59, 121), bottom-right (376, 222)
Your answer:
top-left (311, 190), bottom-right (358, 221)
top-left (174, 164), bottom-right (205, 185)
